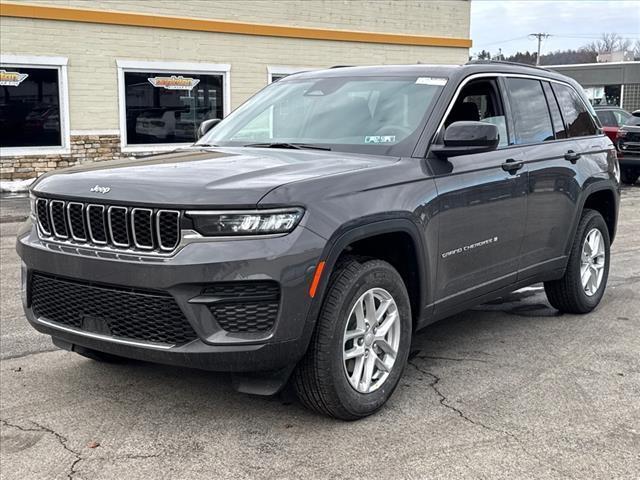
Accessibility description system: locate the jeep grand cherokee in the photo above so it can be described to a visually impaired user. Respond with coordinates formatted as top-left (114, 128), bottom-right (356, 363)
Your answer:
top-left (17, 62), bottom-right (620, 419)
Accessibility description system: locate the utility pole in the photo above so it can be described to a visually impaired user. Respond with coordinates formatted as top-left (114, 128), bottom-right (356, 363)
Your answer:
top-left (529, 33), bottom-right (550, 65)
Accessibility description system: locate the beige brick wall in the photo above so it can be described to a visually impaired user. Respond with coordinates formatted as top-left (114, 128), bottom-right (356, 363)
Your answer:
top-left (5, 0), bottom-right (471, 37)
top-left (0, 1), bottom-right (470, 131)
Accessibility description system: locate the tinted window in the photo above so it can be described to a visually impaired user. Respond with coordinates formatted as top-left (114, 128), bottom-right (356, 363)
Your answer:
top-left (124, 71), bottom-right (224, 145)
top-left (552, 83), bottom-right (598, 137)
top-left (542, 82), bottom-right (567, 139)
top-left (0, 66), bottom-right (61, 148)
top-left (624, 116), bottom-right (640, 126)
top-left (596, 110), bottom-right (617, 127)
top-left (506, 78), bottom-right (554, 144)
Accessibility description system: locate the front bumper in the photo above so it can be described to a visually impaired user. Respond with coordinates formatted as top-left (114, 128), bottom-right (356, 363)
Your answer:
top-left (17, 220), bottom-right (326, 373)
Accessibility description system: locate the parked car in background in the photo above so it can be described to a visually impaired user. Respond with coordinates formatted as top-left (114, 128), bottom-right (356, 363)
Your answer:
top-left (594, 105), bottom-right (631, 143)
top-left (617, 115), bottom-right (640, 185)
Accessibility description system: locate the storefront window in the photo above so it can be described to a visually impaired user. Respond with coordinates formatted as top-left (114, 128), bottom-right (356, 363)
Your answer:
top-left (123, 71), bottom-right (224, 145)
top-left (0, 66), bottom-right (62, 148)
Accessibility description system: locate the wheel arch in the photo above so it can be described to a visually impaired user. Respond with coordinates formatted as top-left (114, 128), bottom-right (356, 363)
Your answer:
top-left (572, 183), bottom-right (619, 250)
top-left (304, 214), bottom-right (431, 334)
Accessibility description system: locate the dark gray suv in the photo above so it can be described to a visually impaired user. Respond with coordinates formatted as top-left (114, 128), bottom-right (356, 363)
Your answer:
top-left (17, 62), bottom-right (620, 419)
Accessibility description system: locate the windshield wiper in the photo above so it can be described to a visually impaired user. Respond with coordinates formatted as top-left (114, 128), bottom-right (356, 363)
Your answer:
top-left (194, 143), bottom-right (220, 148)
top-left (244, 142), bottom-right (331, 151)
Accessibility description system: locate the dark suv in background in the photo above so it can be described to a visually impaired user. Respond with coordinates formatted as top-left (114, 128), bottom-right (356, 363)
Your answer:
top-left (18, 62), bottom-right (620, 419)
top-left (616, 115), bottom-right (640, 185)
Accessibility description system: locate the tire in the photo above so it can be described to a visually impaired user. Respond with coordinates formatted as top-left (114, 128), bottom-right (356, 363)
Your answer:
top-left (74, 346), bottom-right (130, 363)
top-left (620, 168), bottom-right (639, 185)
top-left (544, 209), bottom-right (610, 314)
top-left (293, 257), bottom-right (412, 420)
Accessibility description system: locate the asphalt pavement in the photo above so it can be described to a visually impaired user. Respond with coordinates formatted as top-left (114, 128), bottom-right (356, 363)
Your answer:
top-left (1, 188), bottom-right (639, 479)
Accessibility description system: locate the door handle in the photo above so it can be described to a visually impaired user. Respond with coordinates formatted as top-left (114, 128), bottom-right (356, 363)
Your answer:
top-left (501, 158), bottom-right (524, 173)
top-left (564, 150), bottom-right (581, 163)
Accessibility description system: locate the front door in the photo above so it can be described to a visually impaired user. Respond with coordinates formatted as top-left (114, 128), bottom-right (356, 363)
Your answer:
top-left (429, 77), bottom-right (528, 313)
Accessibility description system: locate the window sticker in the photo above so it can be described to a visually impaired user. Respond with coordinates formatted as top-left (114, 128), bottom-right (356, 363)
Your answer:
top-left (0, 69), bottom-right (28, 87)
top-left (365, 135), bottom-right (396, 144)
top-left (415, 77), bottom-right (447, 86)
top-left (147, 75), bottom-right (200, 91)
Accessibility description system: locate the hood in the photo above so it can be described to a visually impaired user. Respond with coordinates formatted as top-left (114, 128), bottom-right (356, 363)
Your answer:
top-left (32, 147), bottom-right (397, 207)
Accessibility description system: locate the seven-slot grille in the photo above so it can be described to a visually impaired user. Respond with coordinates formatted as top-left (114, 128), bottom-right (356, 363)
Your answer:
top-left (35, 197), bottom-right (180, 253)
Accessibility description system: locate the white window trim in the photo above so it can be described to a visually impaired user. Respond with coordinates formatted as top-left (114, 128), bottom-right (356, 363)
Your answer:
top-left (0, 55), bottom-right (70, 157)
top-left (116, 59), bottom-right (231, 153)
top-left (267, 65), bottom-right (314, 84)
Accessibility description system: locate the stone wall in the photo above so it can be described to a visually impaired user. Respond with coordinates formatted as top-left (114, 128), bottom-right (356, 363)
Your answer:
top-left (1, 135), bottom-right (125, 180)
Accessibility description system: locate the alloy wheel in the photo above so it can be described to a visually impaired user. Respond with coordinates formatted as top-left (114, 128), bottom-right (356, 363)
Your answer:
top-left (342, 288), bottom-right (401, 393)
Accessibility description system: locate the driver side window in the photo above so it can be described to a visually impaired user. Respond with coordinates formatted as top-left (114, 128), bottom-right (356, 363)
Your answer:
top-left (445, 78), bottom-right (509, 148)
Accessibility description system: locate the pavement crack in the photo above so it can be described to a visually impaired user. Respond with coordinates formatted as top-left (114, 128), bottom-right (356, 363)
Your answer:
top-left (407, 360), bottom-right (577, 479)
top-left (408, 360), bottom-right (492, 429)
top-left (413, 354), bottom-right (489, 363)
top-left (1, 418), bottom-right (84, 479)
top-left (2, 348), bottom-right (59, 361)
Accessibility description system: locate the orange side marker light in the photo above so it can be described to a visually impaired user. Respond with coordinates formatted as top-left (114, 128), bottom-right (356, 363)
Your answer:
top-left (309, 261), bottom-right (326, 298)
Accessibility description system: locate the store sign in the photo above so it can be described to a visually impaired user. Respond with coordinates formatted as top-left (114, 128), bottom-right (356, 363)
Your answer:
top-left (0, 69), bottom-right (29, 86)
top-left (147, 75), bottom-right (200, 90)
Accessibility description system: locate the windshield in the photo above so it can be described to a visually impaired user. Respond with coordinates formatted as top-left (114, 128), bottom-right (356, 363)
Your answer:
top-left (197, 75), bottom-right (446, 156)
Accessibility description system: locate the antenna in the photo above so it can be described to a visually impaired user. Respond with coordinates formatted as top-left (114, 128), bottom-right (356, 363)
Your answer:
top-left (529, 33), bottom-right (550, 66)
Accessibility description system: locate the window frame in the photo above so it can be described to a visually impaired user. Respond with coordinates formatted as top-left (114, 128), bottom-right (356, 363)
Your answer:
top-left (117, 59), bottom-right (231, 153)
top-left (430, 72), bottom-right (601, 156)
top-left (0, 54), bottom-right (70, 156)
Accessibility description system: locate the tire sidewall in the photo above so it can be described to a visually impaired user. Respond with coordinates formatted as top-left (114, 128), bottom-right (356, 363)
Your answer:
top-left (325, 261), bottom-right (412, 417)
top-left (572, 213), bottom-right (611, 310)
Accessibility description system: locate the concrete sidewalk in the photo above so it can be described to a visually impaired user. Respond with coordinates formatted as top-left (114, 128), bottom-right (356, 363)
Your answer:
top-left (0, 194), bottom-right (30, 224)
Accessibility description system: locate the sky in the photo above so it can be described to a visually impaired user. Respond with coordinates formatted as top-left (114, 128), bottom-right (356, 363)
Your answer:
top-left (470, 0), bottom-right (640, 57)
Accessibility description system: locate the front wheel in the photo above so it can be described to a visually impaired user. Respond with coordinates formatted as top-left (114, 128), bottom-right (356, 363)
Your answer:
top-left (544, 209), bottom-right (610, 313)
top-left (293, 257), bottom-right (412, 420)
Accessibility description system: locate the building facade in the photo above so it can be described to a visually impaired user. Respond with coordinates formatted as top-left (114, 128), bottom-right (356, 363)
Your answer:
top-left (0, 0), bottom-right (471, 180)
top-left (549, 61), bottom-right (640, 113)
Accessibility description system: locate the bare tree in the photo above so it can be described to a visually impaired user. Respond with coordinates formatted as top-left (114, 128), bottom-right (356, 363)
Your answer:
top-left (586, 33), bottom-right (632, 54)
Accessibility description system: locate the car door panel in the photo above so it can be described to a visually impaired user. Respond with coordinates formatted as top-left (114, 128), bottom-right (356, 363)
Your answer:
top-left (432, 149), bottom-right (528, 307)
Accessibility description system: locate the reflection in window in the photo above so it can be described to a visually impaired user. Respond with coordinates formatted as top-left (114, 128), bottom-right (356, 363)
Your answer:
top-left (542, 82), bottom-right (567, 139)
top-left (552, 83), bottom-right (598, 138)
top-left (506, 78), bottom-right (554, 145)
top-left (0, 67), bottom-right (62, 148)
top-left (123, 71), bottom-right (223, 145)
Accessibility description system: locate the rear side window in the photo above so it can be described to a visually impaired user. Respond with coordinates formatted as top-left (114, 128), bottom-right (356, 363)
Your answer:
top-left (552, 83), bottom-right (598, 137)
top-left (542, 82), bottom-right (567, 139)
top-left (505, 78), bottom-right (554, 144)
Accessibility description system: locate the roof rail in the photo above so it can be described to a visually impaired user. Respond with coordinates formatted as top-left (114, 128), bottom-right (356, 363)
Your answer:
top-left (466, 59), bottom-right (551, 72)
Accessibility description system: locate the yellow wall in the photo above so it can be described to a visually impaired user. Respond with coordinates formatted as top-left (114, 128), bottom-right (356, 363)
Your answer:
top-left (0, 0), bottom-right (471, 130)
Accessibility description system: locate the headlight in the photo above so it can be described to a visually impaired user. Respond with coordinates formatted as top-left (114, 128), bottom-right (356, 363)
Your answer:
top-left (187, 208), bottom-right (304, 236)
top-left (29, 194), bottom-right (36, 220)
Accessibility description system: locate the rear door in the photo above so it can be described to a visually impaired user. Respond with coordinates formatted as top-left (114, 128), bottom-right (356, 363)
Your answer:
top-left (516, 79), bottom-right (602, 278)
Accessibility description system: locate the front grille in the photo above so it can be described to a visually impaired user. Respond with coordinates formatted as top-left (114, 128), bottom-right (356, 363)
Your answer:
top-left (204, 281), bottom-right (280, 333)
top-left (30, 273), bottom-right (198, 345)
top-left (34, 197), bottom-right (181, 254)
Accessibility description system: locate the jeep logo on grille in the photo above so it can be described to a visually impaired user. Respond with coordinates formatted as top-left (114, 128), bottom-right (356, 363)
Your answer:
top-left (90, 185), bottom-right (111, 194)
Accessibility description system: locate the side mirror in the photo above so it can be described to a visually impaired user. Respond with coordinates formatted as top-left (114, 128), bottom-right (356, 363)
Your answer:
top-left (196, 118), bottom-right (221, 139)
top-left (431, 121), bottom-right (499, 158)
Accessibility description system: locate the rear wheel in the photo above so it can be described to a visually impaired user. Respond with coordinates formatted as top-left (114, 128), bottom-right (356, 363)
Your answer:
top-left (620, 168), bottom-right (639, 185)
top-left (544, 209), bottom-right (610, 313)
top-left (293, 257), bottom-right (412, 420)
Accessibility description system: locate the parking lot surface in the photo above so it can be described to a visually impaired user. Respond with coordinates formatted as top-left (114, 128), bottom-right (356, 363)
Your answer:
top-left (1, 188), bottom-right (639, 479)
